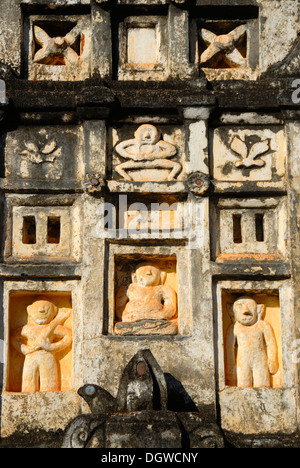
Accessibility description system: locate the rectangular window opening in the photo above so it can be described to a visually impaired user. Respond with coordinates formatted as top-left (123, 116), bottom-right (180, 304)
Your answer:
top-left (47, 216), bottom-right (61, 244)
top-left (255, 213), bottom-right (264, 242)
top-left (233, 214), bottom-right (242, 244)
top-left (22, 216), bottom-right (36, 245)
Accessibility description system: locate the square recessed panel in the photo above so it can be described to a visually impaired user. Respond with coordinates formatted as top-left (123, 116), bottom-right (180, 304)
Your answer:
top-left (12, 206), bottom-right (72, 259)
top-left (212, 127), bottom-right (286, 182)
top-left (25, 15), bottom-right (91, 81)
top-left (106, 244), bottom-right (192, 336)
top-left (118, 16), bottom-right (168, 81)
top-left (4, 125), bottom-right (84, 181)
top-left (4, 195), bottom-right (82, 263)
top-left (212, 198), bottom-right (288, 262)
top-left (127, 27), bottom-right (157, 64)
top-left (190, 14), bottom-right (259, 80)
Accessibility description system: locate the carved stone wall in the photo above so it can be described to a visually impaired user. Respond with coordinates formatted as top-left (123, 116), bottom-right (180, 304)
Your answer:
top-left (0, 0), bottom-right (299, 449)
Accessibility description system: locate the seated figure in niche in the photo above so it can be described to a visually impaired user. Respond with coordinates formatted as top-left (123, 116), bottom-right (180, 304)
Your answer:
top-left (225, 296), bottom-right (279, 388)
top-left (115, 263), bottom-right (178, 335)
top-left (11, 296), bottom-right (72, 392)
top-left (115, 124), bottom-right (182, 182)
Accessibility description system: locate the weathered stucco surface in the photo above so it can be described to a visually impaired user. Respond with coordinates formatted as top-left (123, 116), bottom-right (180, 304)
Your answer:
top-left (0, 0), bottom-right (299, 449)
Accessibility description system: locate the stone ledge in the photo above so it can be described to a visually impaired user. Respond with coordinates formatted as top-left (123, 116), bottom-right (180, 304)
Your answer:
top-left (0, 263), bottom-right (82, 278)
top-left (212, 180), bottom-right (287, 195)
top-left (0, 179), bottom-right (84, 194)
top-left (107, 180), bottom-right (187, 194)
top-left (211, 262), bottom-right (291, 278)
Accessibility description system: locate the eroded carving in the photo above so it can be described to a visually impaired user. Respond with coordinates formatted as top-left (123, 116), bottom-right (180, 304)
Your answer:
top-left (115, 125), bottom-right (182, 182)
top-left (28, 16), bottom-right (91, 81)
top-left (33, 25), bottom-right (83, 66)
top-left (200, 25), bottom-right (247, 68)
top-left (62, 350), bottom-right (224, 449)
top-left (230, 136), bottom-right (270, 169)
top-left (83, 174), bottom-right (106, 194)
top-left (20, 140), bottom-right (62, 165)
top-left (115, 262), bottom-right (178, 335)
top-left (186, 172), bottom-right (210, 196)
top-left (225, 296), bottom-right (279, 388)
top-left (11, 297), bottom-right (72, 392)
top-left (213, 127), bottom-right (285, 182)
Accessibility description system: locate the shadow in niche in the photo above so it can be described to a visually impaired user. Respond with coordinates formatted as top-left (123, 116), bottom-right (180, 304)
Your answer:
top-left (0, 194), bottom-right (4, 264)
top-left (164, 373), bottom-right (198, 413)
top-left (0, 132), bottom-right (5, 179)
top-left (0, 281), bottom-right (3, 438)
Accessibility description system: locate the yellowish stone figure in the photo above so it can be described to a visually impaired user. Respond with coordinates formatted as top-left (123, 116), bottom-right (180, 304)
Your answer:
top-left (115, 263), bottom-right (178, 335)
top-left (11, 297), bottom-right (72, 392)
top-left (225, 296), bottom-right (278, 388)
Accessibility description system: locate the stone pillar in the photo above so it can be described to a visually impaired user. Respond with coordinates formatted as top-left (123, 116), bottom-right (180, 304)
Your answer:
top-left (285, 113), bottom-right (300, 428)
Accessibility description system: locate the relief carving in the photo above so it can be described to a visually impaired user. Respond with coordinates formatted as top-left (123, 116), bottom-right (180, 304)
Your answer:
top-left (11, 297), bottom-right (72, 392)
top-left (200, 25), bottom-right (247, 68)
top-left (225, 296), bottom-right (279, 388)
top-left (115, 263), bottom-right (178, 335)
top-left (186, 172), bottom-right (210, 196)
top-left (28, 16), bottom-right (91, 81)
top-left (115, 124), bottom-right (182, 182)
top-left (83, 174), bottom-right (106, 194)
top-left (20, 140), bottom-right (62, 165)
top-left (213, 127), bottom-right (285, 182)
top-left (230, 136), bottom-right (270, 169)
top-left (33, 25), bottom-right (83, 66)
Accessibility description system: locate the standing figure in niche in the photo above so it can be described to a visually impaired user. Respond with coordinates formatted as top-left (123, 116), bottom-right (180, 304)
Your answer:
top-left (115, 263), bottom-right (178, 335)
top-left (225, 296), bottom-right (279, 388)
top-left (11, 297), bottom-right (72, 392)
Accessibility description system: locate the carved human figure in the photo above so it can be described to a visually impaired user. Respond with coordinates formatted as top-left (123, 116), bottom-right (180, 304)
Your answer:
top-left (225, 296), bottom-right (279, 388)
top-left (115, 124), bottom-right (182, 181)
top-left (115, 263), bottom-right (178, 335)
top-left (11, 297), bottom-right (72, 392)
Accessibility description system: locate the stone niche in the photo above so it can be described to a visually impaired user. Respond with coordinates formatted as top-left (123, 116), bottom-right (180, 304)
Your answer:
top-left (24, 14), bottom-right (91, 81)
top-left (114, 255), bottom-right (178, 336)
top-left (212, 126), bottom-right (286, 183)
top-left (4, 195), bottom-right (82, 263)
top-left (1, 280), bottom-right (83, 439)
top-left (7, 291), bottom-right (73, 393)
top-left (215, 280), bottom-right (298, 436)
top-left (211, 197), bottom-right (288, 262)
top-left (3, 126), bottom-right (84, 182)
top-left (222, 290), bottom-right (283, 389)
top-left (117, 14), bottom-right (169, 81)
top-left (122, 199), bottom-right (181, 233)
top-left (115, 194), bottom-right (188, 242)
top-left (189, 6), bottom-right (259, 80)
top-left (106, 244), bottom-right (192, 337)
top-left (109, 124), bottom-right (186, 182)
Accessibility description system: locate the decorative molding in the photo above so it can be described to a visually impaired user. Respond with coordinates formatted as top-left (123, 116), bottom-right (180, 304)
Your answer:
top-left (84, 174), bottom-right (106, 194)
top-left (186, 172), bottom-right (210, 196)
